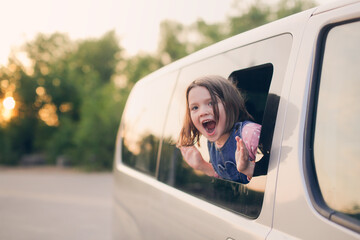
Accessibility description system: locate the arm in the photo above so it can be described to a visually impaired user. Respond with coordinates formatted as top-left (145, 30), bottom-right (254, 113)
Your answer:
top-left (179, 146), bottom-right (218, 177)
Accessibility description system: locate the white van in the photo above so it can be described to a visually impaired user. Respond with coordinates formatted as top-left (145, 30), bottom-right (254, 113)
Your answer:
top-left (113, 1), bottom-right (360, 239)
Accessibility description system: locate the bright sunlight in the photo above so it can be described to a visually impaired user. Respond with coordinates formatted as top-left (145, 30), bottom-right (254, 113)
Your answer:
top-left (3, 96), bottom-right (15, 110)
top-left (1, 96), bottom-right (16, 121)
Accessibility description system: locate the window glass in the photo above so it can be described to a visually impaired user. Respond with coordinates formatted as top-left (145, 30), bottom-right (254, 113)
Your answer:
top-left (313, 21), bottom-right (360, 222)
top-left (158, 33), bottom-right (291, 218)
top-left (121, 71), bottom-right (178, 176)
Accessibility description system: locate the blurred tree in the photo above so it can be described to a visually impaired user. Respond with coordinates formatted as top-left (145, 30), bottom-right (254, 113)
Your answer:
top-left (121, 53), bottom-right (162, 89)
top-left (156, 19), bottom-right (226, 63)
top-left (228, 0), bottom-right (271, 36)
top-left (70, 82), bottom-right (124, 170)
top-left (191, 20), bottom-right (228, 51)
top-left (0, 56), bottom-right (46, 164)
top-left (19, 33), bottom-right (78, 161)
top-left (157, 21), bottom-right (190, 63)
top-left (54, 31), bottom-right (124, 170)
top-left (275, 0), bottom-right (316, 19)
top-left (154, 0), bottom-right (315, 64)
top-left (227, 0), bottom-right (316, 36)
top-left (0, 31), bottom-right (125, 170)
top-left (73, 31), bottom-right (120, 83)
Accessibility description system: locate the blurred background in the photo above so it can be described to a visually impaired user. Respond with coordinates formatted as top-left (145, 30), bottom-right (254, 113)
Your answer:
top-left (0, 0), bottom-right (325, 171)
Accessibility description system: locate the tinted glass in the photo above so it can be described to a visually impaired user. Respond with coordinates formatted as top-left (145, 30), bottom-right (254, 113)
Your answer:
top-left (121, 71), bottom-right (178, 176)
top-left (313, 21), bottom-right (360, 222)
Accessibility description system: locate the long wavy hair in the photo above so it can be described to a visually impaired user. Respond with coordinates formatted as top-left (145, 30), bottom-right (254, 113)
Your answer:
top-left (178, 75), bottom-right (253, 147)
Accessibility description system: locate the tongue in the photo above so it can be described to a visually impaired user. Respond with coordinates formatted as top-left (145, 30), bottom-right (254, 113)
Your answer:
top-left (204, 121), bottom-right (216, 133)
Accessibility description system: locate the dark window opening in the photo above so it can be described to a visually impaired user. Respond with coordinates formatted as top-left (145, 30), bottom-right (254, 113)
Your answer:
top-left (229, 63), bottom-right (274, 177)
top-left (229, 63), bottom-right (273, 124)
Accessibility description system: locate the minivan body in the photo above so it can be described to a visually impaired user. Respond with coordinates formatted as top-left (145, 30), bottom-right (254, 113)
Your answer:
top-left (113, 1), bottom-right (360, 239)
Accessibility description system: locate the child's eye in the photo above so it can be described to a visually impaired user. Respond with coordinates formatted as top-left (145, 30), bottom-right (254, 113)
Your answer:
top-left (191, 106), bottom-right (198, 111)
top-left (208, 102), bottom-right (213, 106)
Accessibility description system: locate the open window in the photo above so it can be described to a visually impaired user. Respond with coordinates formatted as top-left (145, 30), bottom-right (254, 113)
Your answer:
top-left (229, 63), bottom-right (273, 124)
top-left (229, 63), bottom-right (275, 177)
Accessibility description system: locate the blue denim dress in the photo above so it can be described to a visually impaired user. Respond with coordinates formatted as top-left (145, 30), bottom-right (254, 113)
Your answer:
top-left (207, 121), bottom-right (251, 184)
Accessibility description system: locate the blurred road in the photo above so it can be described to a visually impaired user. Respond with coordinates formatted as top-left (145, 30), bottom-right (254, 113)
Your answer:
top-left (0, 166), bottom-right (113, 240)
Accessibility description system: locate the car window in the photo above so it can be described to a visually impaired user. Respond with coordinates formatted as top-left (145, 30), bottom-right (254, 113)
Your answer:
top-left (310, 20), bottom-right (360, 232)
top-left (121, 71), bottom-right (178, 176)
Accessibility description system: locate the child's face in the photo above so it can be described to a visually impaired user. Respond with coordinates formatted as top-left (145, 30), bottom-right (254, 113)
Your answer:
top-left (188, 86), bottom-right (229, 146)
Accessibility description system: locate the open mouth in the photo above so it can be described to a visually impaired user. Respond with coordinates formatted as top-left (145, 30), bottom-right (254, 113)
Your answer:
top-left (202, 120), bottom-right (216, 134)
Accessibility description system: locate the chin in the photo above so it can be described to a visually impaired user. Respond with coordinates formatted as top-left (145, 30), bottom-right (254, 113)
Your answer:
top-left (207, 135), bottom-right (218, 143)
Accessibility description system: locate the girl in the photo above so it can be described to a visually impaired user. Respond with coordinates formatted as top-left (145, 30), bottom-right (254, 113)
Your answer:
top-left (177, 75), bottom-right (261, 184)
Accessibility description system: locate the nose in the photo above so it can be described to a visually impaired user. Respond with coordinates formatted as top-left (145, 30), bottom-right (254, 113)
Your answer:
top-left (199, 105), bottom-right (211, 117)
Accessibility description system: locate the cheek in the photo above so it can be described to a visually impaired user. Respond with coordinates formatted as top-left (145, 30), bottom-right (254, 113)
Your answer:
top-left (218, 108), bottom-right (227, 124)
top-left (190, 113), bottom-right (201, 129)
top-left (190, 112), bottom-right (196, 124)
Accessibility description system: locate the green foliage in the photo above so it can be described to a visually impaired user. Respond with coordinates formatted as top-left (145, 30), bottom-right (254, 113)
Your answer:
top-left (276, 0), bottom-right (316, 19)
top-left (191, 20), bottom-right (228, 51)
top-left (0, 118), bottom-right (37, 165)
top-left (154, 0), bottom-right (315, 63)
top-left (229, 0), bottom-right (316, 35)
top-left (157, 21), bottom-right (190, 63)
top-left (0, 31), bottom-right (124, 170)
top-left (45, 117), bottom-right (76, 164)
top-left (73, 31), bottom-right (121, 83)
top-left (71, 82), bottom-right (124, 170)
top-left (122, 53), bottom-right (162, 89)
top-left (228, 0), bottom-right (271, 36)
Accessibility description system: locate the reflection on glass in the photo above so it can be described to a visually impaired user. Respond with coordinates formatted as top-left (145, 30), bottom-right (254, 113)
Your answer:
top-left (159, 140), bottom-right (266, 218)
top-left (314, 21), bottom-right (360, 221)
top-left (121, 72), bottom-right (178, 176)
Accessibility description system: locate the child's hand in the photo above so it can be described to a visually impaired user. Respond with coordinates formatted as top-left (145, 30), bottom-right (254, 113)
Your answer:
top-left (179, 146), bottom-right (217, 177)
top-left (235, 136), bottom-right (255, 179)
top-left (179, 146), bottom-right (203, 170)
top-left (235, 136), bottom-right (249, 172)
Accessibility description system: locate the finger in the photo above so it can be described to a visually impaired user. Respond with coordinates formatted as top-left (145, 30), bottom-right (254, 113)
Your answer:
top-left (238, 139), bottom-right (248, 158)
top-left (241, 140), bottom-right (249, 159)
top-left (240, 138), bottom-right (247, 153)
top-left (235, 136), bottom-right (241, 152)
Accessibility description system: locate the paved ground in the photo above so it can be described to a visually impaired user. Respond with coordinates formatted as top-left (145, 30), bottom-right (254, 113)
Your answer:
top-left (0, 166), bottom-right (113, 240)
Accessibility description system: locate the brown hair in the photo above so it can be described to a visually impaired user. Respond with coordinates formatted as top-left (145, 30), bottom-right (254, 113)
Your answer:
top-left (178, 75), bottom-right (253, 147)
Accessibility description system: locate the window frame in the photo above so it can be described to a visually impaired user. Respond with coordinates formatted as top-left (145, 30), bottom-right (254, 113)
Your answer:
top-left (304, 18), bottom-right (360, 234)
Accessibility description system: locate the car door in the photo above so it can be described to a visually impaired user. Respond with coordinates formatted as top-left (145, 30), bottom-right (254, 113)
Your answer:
top-left (268, 1), bottom-right (360, 239)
